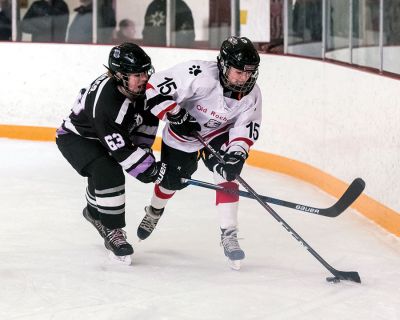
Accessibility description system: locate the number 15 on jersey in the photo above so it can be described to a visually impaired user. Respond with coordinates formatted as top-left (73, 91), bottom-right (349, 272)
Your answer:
top-left (246, 122), bottom-right (260, 140)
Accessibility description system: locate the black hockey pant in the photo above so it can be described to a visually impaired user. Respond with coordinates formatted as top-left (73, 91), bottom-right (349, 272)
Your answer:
top-left (56, 133), bottom-right (126, 229)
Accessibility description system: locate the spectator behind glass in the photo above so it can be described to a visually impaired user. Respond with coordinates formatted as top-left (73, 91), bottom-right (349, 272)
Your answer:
top-left (98, 0), bottom-right (116, 44)
top-left (67, 0), bottom-right (92, 43)
top-left (113, 19), bottom-right (136, 44)
top-left (385, 0), bottom-right (400, 45)
top-left (20, 0), bottom-right (69, 42)
top-left (0, 0), bottom-right (11, 40)
top-left (292, 0), bottom-right (322, 42)
top-left (142, 0), bottom-right (195, 48)
top-left (67, 0), bottom-right (116, 44)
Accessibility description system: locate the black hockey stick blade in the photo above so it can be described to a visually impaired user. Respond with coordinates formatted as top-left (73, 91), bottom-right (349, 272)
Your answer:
top-left (321, 178), bottom-right (365, 217)
top-left (329, 269), bottom-right (361, 283)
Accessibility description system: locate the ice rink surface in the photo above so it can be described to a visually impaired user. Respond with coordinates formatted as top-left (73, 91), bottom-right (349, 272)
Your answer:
top-left (0, 139), bottom-right (399, 320)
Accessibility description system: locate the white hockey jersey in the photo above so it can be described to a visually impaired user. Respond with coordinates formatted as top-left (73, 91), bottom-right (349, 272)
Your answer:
top-left (146, 60), bottom-right (262, 154)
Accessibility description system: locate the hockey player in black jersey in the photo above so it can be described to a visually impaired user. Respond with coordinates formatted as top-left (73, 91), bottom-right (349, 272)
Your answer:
top-left (56, 43), bottom-right (159, 264)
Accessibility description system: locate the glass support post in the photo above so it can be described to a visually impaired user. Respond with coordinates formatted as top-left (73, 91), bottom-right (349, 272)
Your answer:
top-left (322, 0), bottom-right (326, 59)
top-left (11, 0), bottom-right (17, 41)
top-left (166, 0), bottom-right (176, 46)
top-left (93, 0), bottom-right (98, 43)
top-left (379, 0), bottom-right (384, 72)
top-left (283, 0), bottom-right (288, 54)
top-left (349, 0), bottom-right (353, 64)
top-left (230, 0), bottom-right (239, 36)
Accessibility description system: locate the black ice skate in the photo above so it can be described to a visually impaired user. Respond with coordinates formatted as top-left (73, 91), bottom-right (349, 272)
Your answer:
top-left (221, 228), bottom-right (245, 270)
top-left (82, 207), bottom-right (105, 238)
top-left (137, 206), bottom-right (164, 240)
top-left (103, 227), bottom-right (134, 257)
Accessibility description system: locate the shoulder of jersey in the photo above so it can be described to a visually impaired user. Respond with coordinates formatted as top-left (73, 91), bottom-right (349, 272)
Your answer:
top-left (95, 79), bottom-right (127, 116)
top-left (184, 60), bottom-right (219, 88)
top-left (250, 83), bottom-right (261, 96)
top-left (186, 60), bottom-right (216, 75)
top-left (149, 60), bottom-right (218, 91)
top-left (165, 60), bottom-right (217, 78)
top-left (245, 84), bottom-right (262, 111)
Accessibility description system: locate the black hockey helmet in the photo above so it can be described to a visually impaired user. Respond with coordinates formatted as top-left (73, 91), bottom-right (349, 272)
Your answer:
top-left (108, 42), bottom-right (153, 74)
top-left (108, 42), bottom-right (154, 97)
top-left (217, 36), bottom-right (260, 94)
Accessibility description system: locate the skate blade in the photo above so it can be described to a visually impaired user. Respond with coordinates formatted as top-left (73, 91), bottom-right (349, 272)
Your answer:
top-left (108, 252), bottom-right (132, 265)
top-left (229, 259), bottom-right (241, 271)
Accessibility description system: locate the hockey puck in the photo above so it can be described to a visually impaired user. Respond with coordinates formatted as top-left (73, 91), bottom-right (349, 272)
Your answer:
top-left (326, 276), bottom-right (340, 283)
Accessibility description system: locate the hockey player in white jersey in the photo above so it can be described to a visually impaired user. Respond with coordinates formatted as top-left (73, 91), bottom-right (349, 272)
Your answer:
top-left (138, 36), bottom-right (262, 269)
top-left (56, 43), bottom-right (160, 264)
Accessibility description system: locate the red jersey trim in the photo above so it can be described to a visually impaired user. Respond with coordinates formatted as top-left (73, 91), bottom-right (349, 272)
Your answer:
top-left (167, 127), bottom-right (192, 142)
top-left (203, 124), bottom-right (231, 141)
top-left (229, 137), bottom-right (254, 147)
top-left (157, 102), bottom-right (177, 120)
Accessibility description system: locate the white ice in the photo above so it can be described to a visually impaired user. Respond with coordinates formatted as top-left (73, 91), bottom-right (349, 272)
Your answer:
top-left (0, 139), bottom-right (399, 320)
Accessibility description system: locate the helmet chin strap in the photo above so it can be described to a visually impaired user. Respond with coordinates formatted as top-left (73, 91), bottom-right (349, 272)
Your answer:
top-left (117, 85), bottom-right (145, 100)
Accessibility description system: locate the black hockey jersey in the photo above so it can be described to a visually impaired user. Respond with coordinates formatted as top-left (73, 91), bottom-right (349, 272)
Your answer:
top-left (59, 74), bottom-right (159, 174)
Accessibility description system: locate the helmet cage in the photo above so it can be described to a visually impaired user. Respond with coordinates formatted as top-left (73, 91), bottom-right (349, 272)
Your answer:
top-left (108, 42), bottom-right (154, 98)
top-left (218, 56), bottom-right (259, 93)
top-left (113, 67), bottom-right (154, 98)
top-left (217, 36), bottom-right (260, 94)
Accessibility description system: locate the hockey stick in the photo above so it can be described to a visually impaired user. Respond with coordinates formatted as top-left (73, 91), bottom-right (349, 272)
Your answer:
top-left (182, 177), bottom-right (365, 218)
top-left (195, 133), bottom-right (361, 283)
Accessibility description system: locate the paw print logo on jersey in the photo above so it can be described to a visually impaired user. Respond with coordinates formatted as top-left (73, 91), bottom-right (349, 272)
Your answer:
top-left (189, 65), bottom-right (202, 76)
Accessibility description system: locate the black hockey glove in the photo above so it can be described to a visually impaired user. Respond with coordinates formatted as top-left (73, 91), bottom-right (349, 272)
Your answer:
top-left (201, 148), bottom-right (220, 172)
top-left (135, 152), bottom-right (159, 184)
top-left (167, 108), bottom-right (201, 137)
top-left (136, 162), bottom-right (160, 183)
top-left (214, 151), bottom-right (247, 181)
